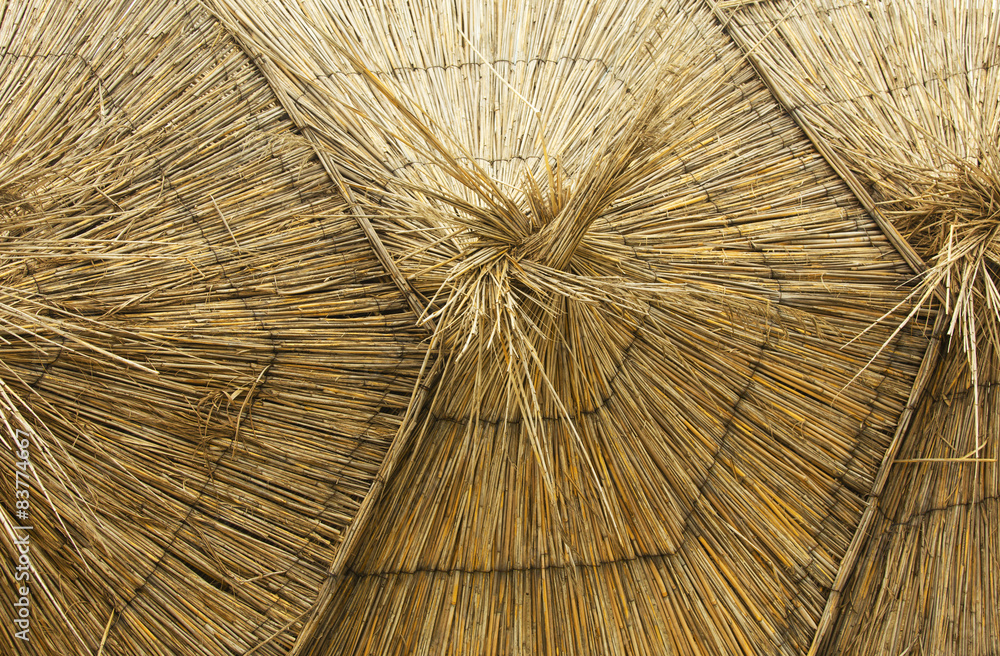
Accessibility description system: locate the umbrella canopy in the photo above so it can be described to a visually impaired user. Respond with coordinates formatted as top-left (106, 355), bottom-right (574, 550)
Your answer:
top-left (719, 1), bottom-right (999, 654)
top-left (203, 2), bottom-right (930, 654)
top-left (1, 2), bottom-right (427, 654)
top-left (2, 0), bottom-right (992, 655)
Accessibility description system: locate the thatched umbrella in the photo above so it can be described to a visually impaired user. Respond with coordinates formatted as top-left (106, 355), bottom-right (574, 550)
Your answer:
top-left (718, 1), bottom-right (999, 654)
top-left (0, 3), bottom-right (429, 654)
top-left (0, 0), bottom-right (990, 655)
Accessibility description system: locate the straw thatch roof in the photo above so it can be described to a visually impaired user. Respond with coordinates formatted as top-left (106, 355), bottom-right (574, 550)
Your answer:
top-left (1, 1), bottom-right (994, 655)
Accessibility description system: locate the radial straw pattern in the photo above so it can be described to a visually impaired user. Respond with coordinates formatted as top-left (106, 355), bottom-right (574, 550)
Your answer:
top-left (208, 1), bottom-right (931, 653)
top-left (4, 0), bottom-right (990, 654)
top-left (719, 1), bottom-right (999, 653)
top-left (1, 3), bottom-right (426, 655)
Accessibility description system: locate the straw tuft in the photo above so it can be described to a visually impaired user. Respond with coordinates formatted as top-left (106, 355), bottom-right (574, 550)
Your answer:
top-left (886, 148), bottom-right (1000, 356)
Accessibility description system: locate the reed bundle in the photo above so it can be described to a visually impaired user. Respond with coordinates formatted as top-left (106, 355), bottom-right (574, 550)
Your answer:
top-left (1, 0), bottom-right (987, 655)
